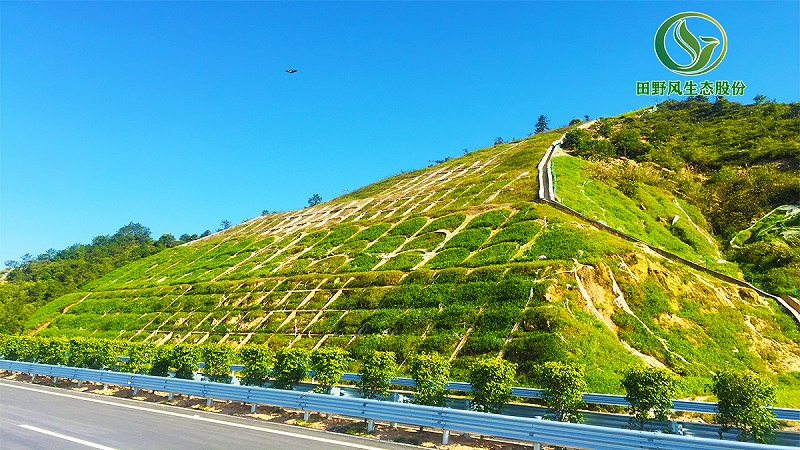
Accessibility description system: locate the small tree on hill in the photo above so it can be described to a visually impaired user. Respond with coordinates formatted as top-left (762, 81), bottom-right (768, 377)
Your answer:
top-left (272, 348), bottom-right (311, 390)
top-left (357, 351), bottom-right (398, 400)
top-left (220, 220), bottom-right (232, 230)
top-left (468, 357), bottom-right (516, 414)
top-left (568, 118), bottom-right (583, 126)
top-left (537, 361), bottom-right (587, 423)
top-left (622, 366), bottom-right (679, 430)
top-left (310, 347), bottom-right (351, 394)
top-left (408, 352), bottom-right (451, 406)
top-left (308, 194), bottom-right (322, 207)
top-left (712, 370), bottom-right (778, 443)
top-left (535, 115), bottom-right (550, 134)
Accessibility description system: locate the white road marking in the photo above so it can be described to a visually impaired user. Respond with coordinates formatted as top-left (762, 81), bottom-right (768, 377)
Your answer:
top-left (2, 381), bottom-right (386, 450)
top-left (18, 424), bottom-right (117, 450)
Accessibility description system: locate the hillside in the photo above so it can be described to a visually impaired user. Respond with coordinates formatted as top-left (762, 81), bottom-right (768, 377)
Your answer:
top-left (0, 223), bottom-right (206, 335)
top-left (24, 101), bottom-right (800, 404)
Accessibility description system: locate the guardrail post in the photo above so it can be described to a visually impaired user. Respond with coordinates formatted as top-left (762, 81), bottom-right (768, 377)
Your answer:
top-left (132, 387), bottom-right (139, 396)
top-left (303, 411), bottom-right (311, 421)
top-left (366, 419), bottom-right (375, 433)
top-left (206, 398), bottom-right (213, 407)
top-left (103, 383), bottom-right (108, 390)
top-left (168, 392), bottom-right (174, 401)
top-left (250, 403), bottom-right (257, 413)
top-left (77, 380), bottom-right (82, 387)
top-left (31, 373), bottom-right (36, 381)
top-left (53, 377), bottom-right (58, 384)
top-left (533, 443), bottom-right (542, 450)
top-left (442, 429), bottom-right (450, 445)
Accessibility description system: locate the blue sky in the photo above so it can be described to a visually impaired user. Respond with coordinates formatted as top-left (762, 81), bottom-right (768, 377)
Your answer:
top-left (1, 1), bottom-right (798, 265)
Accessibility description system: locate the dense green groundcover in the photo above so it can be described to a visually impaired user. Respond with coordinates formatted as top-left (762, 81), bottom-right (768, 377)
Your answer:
top-left (6, 99), bottom-right (800, 408)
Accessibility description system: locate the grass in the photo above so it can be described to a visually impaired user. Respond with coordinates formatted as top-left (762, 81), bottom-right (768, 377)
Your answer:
top-left (24, 124), bottom-right (800, 405)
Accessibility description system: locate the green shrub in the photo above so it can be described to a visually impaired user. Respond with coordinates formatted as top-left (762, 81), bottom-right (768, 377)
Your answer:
top-left (273, 348), bottom-right (311, 390)
top-left (366, 235), bottom-right (406, 254)
top-left (378, 251), bottom-right (424, 271)
top-left (712, 370), bottom-right (779, 443)
top-left (150, 344), bottom-right (174, 377)
top-left (200, 342), bottom-right (235, 382)
top-left (444, 227), bottom-right (491, 251)
top-left (122, 341), bottom-right (157, 374)
top-left (362, 309), bottom-right (402, 334)
top-left (505, 332), bottom-right (567, 371)
top-left (468, 357), bottom-right (516, 414)
top-left (401, 232), bottom-right (446, 251)
top-left (68, 337), bottom-right (121, 370)
top-left (357, 351), bottom-right (398, 400)
top-left (311, 347), bottom-right (352, 393)
top-left (623, 366), bottom-right (679, 431)
top-left (474, 304), bottom-right (522, 335)
top-left (172, 343), bottom-right (200, 379)
top-left (536, 361), bottom-right (587, 423)
top-left (431, 268), bottom-right (467, 284)
top-left (421, 214), bottom-right (466, 233)
top-left (452, 281), bottom-right (496, 305)
top-left (8, 336), bottom-right (40, 362)
top-left (37, 337), bottom-right (70, 366)
top-left (409, 352), bottom-right (451, 406)
top-left (337, 239), bottom-right (370, 256)
top-left (351, 223), bottom-right (391, 242)
top-left (461, 333), bottom-right (504, 356)
top-left (434, 305), bottom-right (477, 331)
top-left (339, 255), bottom-right (380, 273)
top-left (416, 333), bottom-right (455, 354)
top-left (381, 284), bottom-right (443, 309)
top-left (388, 217), bottom-right (427, 237)
top-left (334, 310), bottom-right (373, 334)
top-left (465, 243), bottom-right (518, 267)
top-left (392, 308), bottom-right (436, 334)
top-left (506, 205), bottom-right (540, 224)
top-left (467, 210), bottom-right (510, 229)
top-left (425, 248), bottom-right (470, 269)
top-left (488, 221), bottom-right (542, 245)
top-left (238, 344), bottom-right (274, 386)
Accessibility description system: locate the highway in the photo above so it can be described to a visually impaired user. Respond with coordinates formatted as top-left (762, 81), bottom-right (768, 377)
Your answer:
top-left (0, 380), bottom-right (412, 450)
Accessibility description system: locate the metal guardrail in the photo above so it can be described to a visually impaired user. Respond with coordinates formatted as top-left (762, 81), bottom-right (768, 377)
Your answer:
top-left (2, 360), bottom-right (796, 450)
top-left (336, 372), bottom-right (800, 422)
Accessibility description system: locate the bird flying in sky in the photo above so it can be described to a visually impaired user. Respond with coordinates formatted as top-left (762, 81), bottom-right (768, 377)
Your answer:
top-left (286, 69), bottom-right (297, 73)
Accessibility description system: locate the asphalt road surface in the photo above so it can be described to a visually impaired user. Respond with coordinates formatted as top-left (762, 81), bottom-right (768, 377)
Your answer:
top-left (0, 380), bottom-right (414, 450)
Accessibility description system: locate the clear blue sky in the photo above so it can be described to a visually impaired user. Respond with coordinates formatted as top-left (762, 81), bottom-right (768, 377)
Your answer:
top-left (2, 1), bottom-right (798, 265)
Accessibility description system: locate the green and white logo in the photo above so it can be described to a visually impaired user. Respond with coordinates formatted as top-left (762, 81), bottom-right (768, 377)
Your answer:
top-left (654, 12), bottom-right (727, 76)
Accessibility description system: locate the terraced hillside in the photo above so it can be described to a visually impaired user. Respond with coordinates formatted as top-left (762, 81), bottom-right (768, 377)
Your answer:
top-left (25, 119), bottom-right (800, 401)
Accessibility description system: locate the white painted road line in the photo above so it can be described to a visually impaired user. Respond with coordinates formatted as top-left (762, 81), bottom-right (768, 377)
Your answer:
top-left (18, 424), bottom-right (117, 450)
top-left (2, 381), bottom-right (386, 450)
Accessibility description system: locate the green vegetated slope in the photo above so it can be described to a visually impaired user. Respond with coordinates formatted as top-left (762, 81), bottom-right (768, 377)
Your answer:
top-left (26, 112), bottom-right (800, 405)
top-left (556, 98), bottom-right (800, 296)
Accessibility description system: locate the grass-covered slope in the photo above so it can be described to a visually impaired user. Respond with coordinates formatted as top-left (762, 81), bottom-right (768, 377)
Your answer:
top-left (25, 114), bottom-right (800, 404)
top-left (558, 97), bottom-right (800, 296)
